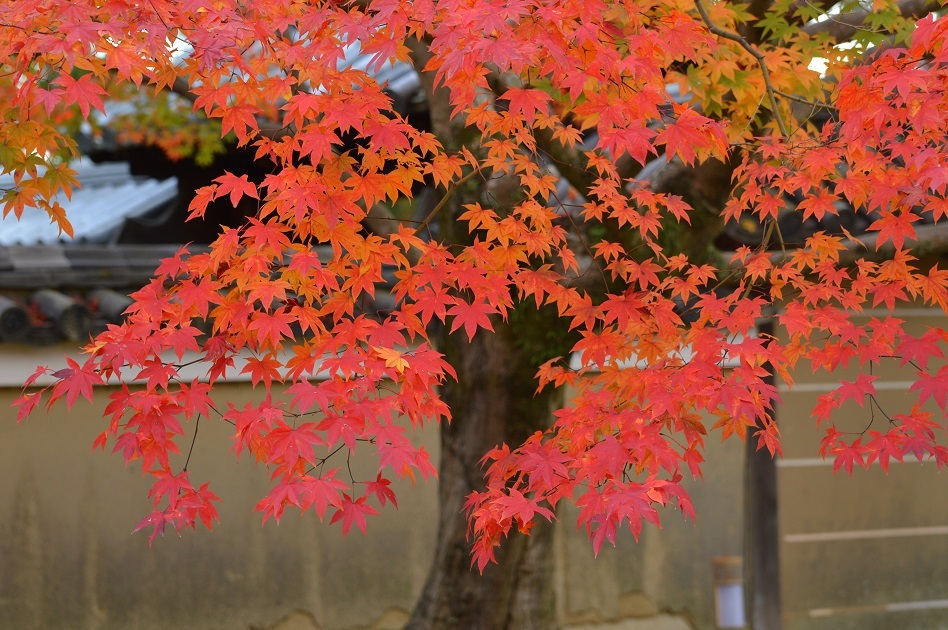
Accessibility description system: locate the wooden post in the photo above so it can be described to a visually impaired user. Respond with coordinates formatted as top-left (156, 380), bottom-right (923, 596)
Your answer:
top-left (744, 317), bottom-right (781, 629)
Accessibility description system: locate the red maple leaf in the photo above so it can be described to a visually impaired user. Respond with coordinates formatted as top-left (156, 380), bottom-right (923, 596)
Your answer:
top-left (865, 430), bottom-right (905, 473)
top-left (909, 365), bottom-right (948, 410)
top-left (868, 211), bottom-right (921, 251)
top-left (213, 171), bottom-right (259, 207)
top-left (447, 300), bottom-right (496, 340)
top-left (331, 494), bottom-right (381, 536)
top-left (49, 357), bottom-right (101, 410)
top-left (248, 309), bottom-right (295, 350)
top-left (503, 87), bottom-right (552, 125)
top-left (896, 331), bottom-right (945, 369)
top-left (300, 472), bottom-right (347, 520)
top-left (365, 473), bottom-right (398, 509)
top-left (834, 374), bottom-right (877, 407)
top-left (54, 73), bottom-right (107, 118)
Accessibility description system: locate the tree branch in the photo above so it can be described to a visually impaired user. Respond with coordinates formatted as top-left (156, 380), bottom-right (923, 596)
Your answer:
top-left (416, 169), bottom-right (479, 234)
top-left (693, 0), bottom-right (791, 139)
top-left (801, 0), bottom-right (939, 42)
top-left (725, 222), bottom-right (948, 272)
top-left (171, 76), bottom-right (198, 104)
top-left (363, 202), bottom-right (406, 238)
top-left (775, 88), bottom-right (837, 111)
top-left (785, 0), bottom-right (840, 26)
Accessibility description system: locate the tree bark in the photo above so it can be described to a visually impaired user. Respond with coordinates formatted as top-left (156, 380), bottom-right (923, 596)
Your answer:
top-left (406, 321), bottom-right (559, 629)
top-left (404, 36), bottom-right (564, 629)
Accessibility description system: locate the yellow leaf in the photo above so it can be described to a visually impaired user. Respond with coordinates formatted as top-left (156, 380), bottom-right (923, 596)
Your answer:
top-left (374, 346), bottom-right (409, 374)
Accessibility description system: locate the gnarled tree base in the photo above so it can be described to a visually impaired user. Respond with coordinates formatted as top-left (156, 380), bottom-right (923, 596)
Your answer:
top-left (407, 322), bottom-right (559, 630)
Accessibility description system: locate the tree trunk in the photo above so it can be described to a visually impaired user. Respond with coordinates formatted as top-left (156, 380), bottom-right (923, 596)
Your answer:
top-left (406, 321), bottom-right (560, 629)
top-left (403, 36), bottom-right (565, 629)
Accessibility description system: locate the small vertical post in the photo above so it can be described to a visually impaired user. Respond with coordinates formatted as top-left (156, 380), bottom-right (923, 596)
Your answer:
top-left (713, 555), bottom-right (746, 628)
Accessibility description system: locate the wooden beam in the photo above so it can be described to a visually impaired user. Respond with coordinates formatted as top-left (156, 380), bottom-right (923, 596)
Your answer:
top-left (744, 318), bottom-right (782, 629)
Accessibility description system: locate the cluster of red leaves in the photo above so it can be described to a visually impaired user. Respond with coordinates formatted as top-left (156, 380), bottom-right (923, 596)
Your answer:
top-left (718, 17), bottom-right (948, 503)
top-left (5, 0), bottom-right (948, 567)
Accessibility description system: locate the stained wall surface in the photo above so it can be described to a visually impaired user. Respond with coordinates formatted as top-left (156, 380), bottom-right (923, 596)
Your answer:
top-left (10, 315), bottom-right (948, 630)
top-left (0, 346), bottom-right (745, 630)
top-left (776, 307), bottom-right (948, 629)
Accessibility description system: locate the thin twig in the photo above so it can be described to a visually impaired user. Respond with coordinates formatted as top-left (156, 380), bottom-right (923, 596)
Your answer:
top-left (774, 88), bottom-right (837, 111)
top-left (183, 415), bottom-right (201, 471)
top-left (414, 168), bottom-right (479, 235)
top-left (742, 217), bottom-right (777, 300)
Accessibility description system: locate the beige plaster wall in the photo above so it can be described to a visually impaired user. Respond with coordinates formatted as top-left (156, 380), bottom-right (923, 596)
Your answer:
top-left (777, 308), bottom-right (948, 629)
top-left (0, 359), bottom-right (745, 630)
top-left (1, 382), bottom-right (441, 629)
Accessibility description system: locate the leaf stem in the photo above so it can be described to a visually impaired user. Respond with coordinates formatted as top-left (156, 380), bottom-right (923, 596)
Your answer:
top-left (183, 415), bottom-right (201, 471)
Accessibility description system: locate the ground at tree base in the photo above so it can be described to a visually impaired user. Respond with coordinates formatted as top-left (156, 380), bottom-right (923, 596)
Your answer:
top-left (260, 608), bottom-right (694, 630)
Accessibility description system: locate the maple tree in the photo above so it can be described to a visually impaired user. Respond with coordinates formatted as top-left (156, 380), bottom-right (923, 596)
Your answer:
top-left (6, 0), bottom-right (948, 625)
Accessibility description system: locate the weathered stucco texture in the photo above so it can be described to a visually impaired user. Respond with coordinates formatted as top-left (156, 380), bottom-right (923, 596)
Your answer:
top-left (1, 369), bottom-right (745, 629)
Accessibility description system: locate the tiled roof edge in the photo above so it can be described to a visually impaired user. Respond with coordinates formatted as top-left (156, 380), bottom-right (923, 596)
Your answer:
top-left (0, 244), bottom-right (206, 289)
